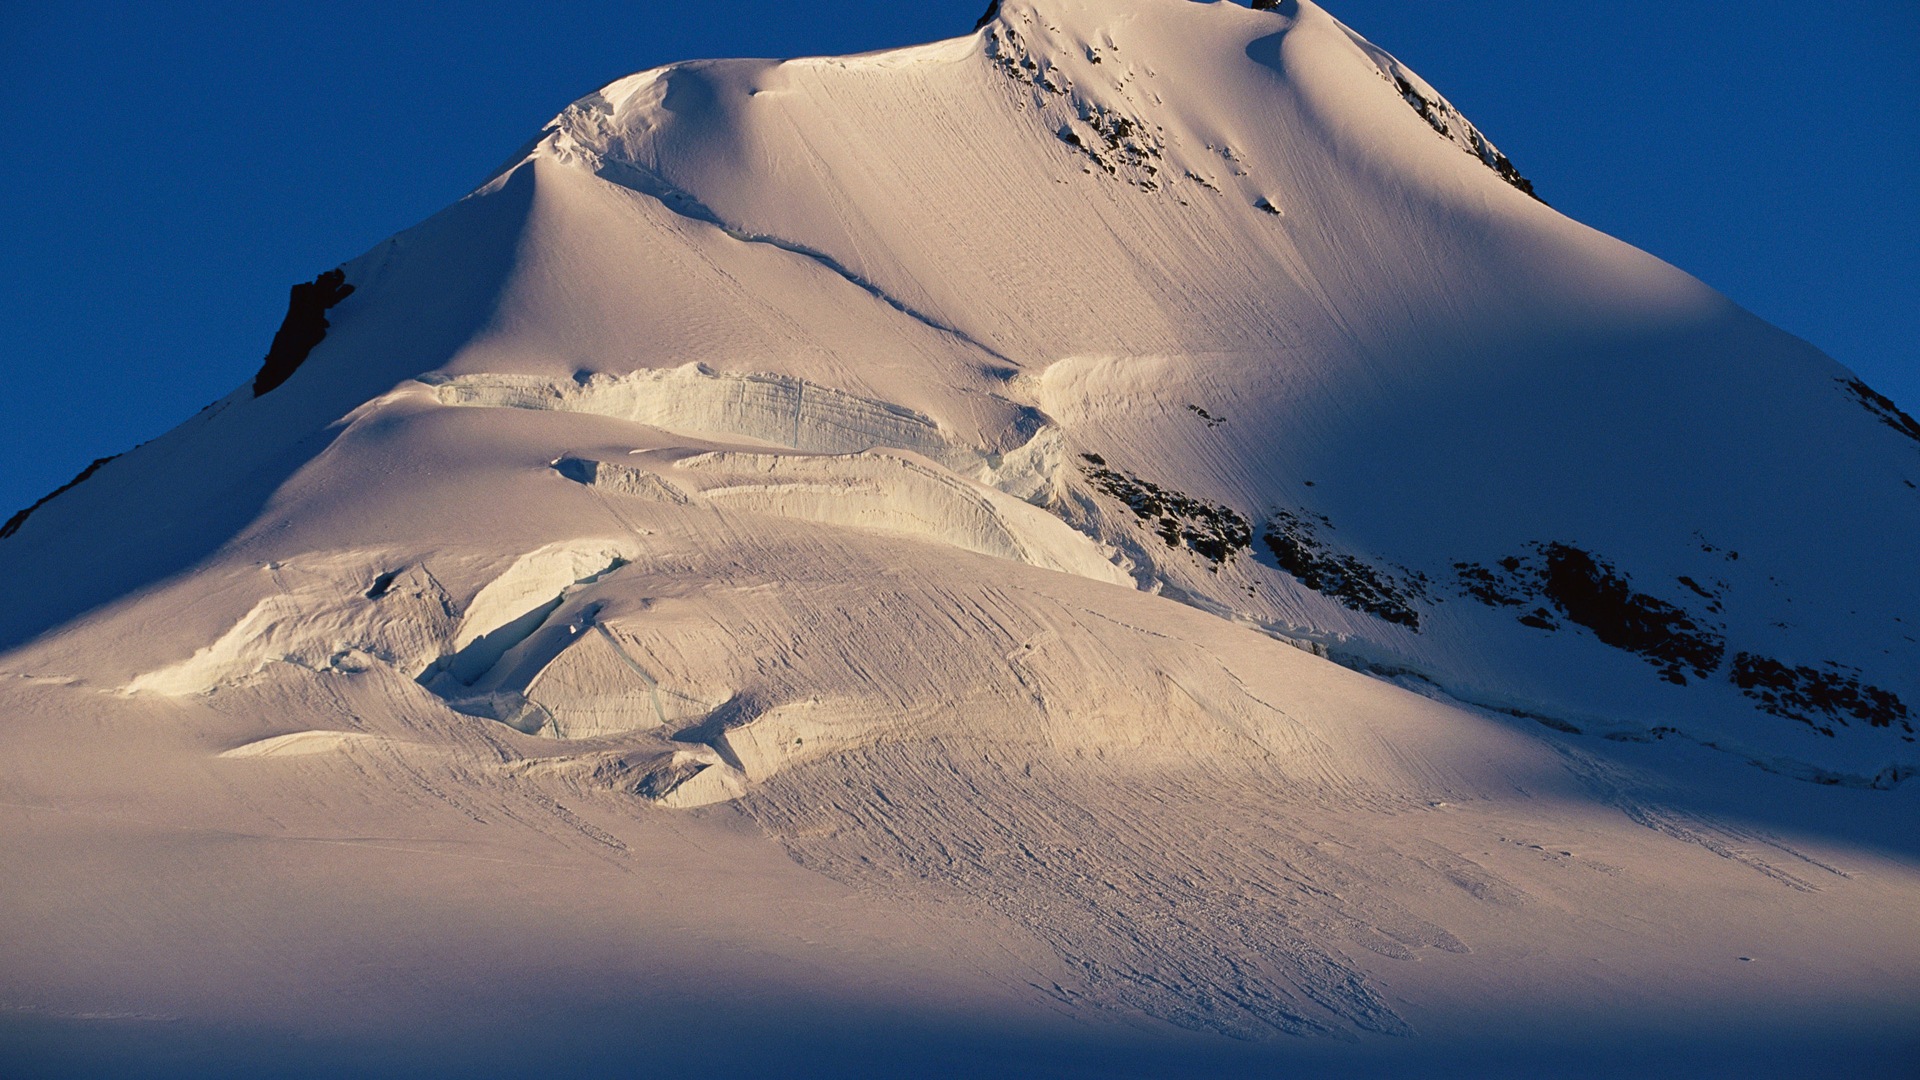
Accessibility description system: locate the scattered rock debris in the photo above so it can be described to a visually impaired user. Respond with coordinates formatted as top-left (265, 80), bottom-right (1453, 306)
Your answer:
top-left (1058, 105), bottom-right (1164, 188)
top-left (1080, 454), bottom-right (1250, 567)
top-left (986, 18), bottom-right (1170, 193)
top-left (1841, 378), bottom-right (1920, 444)
top-left (1386, 73), bottom-right (1541, 202)
top-left (1455, 545), bottom-right (1724, 684)
top-left (1262, 510), bottom-right (1429, 629)
top-left (1454, 557), bottom-right (1526, 608)
top-left (1186, 404), bottom-right (1227, 428)
top-left (986, 23), bottom-right (1071, 96)
top-left (1675, 575), bottom-right (1726, 613)
top-left (1395, 75), bottom-right (1453, 139)
top-left (1693, 533), bottom-right (1741, 562)
top-left (1730, 654), bottom-right (1913, 735)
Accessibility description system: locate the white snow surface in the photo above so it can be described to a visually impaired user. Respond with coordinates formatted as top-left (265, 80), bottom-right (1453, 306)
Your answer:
top-left (2, 2), bottom-right (1915, 1074)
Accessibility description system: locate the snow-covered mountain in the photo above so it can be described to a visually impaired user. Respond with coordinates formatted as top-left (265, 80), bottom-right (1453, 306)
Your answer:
top-left (3, 2), bottom-right (1914, 1074)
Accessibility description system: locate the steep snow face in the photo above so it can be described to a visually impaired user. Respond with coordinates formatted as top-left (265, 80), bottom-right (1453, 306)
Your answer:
top-left (0, 0), bottom-right (1911, 779)
top-left (76, 0), bottom-right (1914, 777)
top-left (370, 0), bottom-right (1911, 781)
top-left (3, 0), bottom-right (1919, 1063)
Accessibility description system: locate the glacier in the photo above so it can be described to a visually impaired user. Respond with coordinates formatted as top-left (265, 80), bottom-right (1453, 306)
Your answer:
top-left (1, 2), bottom-right (1914, 1075)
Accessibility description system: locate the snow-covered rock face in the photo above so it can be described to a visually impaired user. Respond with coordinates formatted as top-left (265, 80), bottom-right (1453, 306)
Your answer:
top-left (3, 0), bottom-right (1918, 1059)
top-left (5, 0), bottom-right (1913, 785)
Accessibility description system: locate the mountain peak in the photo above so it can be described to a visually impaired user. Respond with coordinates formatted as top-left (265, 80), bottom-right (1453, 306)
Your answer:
top-left (5, 3), bottom-right (1917, 1070)
top-left (9, 0), bottom-right (1910, 790)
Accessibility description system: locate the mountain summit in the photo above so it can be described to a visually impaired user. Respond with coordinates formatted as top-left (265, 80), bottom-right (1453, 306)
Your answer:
top-left (3, 2), bottom-right (1914, 1073)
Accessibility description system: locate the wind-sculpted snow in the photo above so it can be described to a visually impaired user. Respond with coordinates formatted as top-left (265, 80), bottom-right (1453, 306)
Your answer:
top-left (482, 611), bottom-right (722, 742)
top-left (388, 532), bottom-right (1519, 1039)
top-left (124, 556), bottom-right (455, 697)
top-left (416, 539), bottom-right (635, 722)
top-left (5, 1), bottom-right (1919, 1070)
top-left (435, 540), bottom-right (633, 680)
top-left (442, 447), bottom-right (1128, 735)
top-left (551, 457), bottom-right (693, 504)
top-left (429, 366), bottom-right (960, 458)
top-left (749, 749), bottom-right (1435, 1039)
top-left (219, 729), bottom-right (391, 759)
top-left (655, 450), bottom-right (1130, 585)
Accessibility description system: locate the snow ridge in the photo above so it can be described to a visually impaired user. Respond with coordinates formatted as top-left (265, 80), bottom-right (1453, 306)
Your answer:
top-left (2, 0), bottom-right (1917, 1065)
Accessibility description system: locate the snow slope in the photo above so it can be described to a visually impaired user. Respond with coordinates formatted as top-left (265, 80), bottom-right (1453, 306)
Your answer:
top-left (2, 1), bottom-right (1915, 1074)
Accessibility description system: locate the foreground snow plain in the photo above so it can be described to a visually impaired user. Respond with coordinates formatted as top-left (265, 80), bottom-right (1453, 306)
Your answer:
top-left (2, 1), bottom-right (1915, 1074)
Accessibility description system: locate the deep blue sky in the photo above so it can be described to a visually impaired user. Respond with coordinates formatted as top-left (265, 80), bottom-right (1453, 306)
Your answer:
top-left (2, 1), bottom-right (1914, 518)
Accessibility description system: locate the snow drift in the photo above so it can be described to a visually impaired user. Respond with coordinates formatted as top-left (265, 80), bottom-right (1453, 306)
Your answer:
top-left (2, 2), bottom-right (1914, 1074)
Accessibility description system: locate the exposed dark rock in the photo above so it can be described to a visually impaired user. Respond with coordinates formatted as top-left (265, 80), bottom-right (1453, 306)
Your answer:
top-left (1186, 404), bottom-right (1227, 428)
top-left (1453, 561), bottom-right (1525, 607)
top-left (1528, 538), bottom-right (1728, 680)
top-left (554, 457), bottom-right (599, 485)
top-left (1841, 378), bottom-right (1920, 444)
top-left (1676, 576), bottom-right (1714, 600)
top-left (1531, 713), bottom-right (1582, 735)
top-left (1518, 609), bottom-right (1558, 631)
top-left (0, 454), bottom-right (121, 541)
top-left (1060, 104), bottom-right (1163, 186)
top-left (1184, 169), bottom-right (1222, 192)
top-left (365, 570), bottom-right (400, 601)
top-left (1251, 0), bottom-right (1281, 10)
top-left (1080, 455), bottom-right (1251, 567)
top-left (1535, 544), bottom-right (1724, 684)
top-left (1456, 544), bottom-right (1724, 684)
top-left (974, 0), bottom-right (1002, 32)
top-left (1263, 511), bottom-right (1428, 629)
top-left (985, 23), bottom-right (1068, 96)
top-left (1391, 74), bottom-right (1544, 203)
top-left (253, 269), bottom-right (355, 397)
top-left (1731, 654), bottom-right (1913, 734)
top-left (1675, 575), bottom-right (1726, 613)
top-left (1488, 151), bottom-right (1540, 201)
top-left (1393, 74), bottom-right (1451, 139)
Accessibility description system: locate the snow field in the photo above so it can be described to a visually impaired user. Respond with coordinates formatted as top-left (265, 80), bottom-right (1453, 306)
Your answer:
top-left (2, 0), bottom-right (1916, 1071)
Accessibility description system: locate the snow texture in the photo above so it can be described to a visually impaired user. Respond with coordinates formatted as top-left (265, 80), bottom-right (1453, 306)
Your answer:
top-left (2, 2), bottom-right (1915, 1074)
